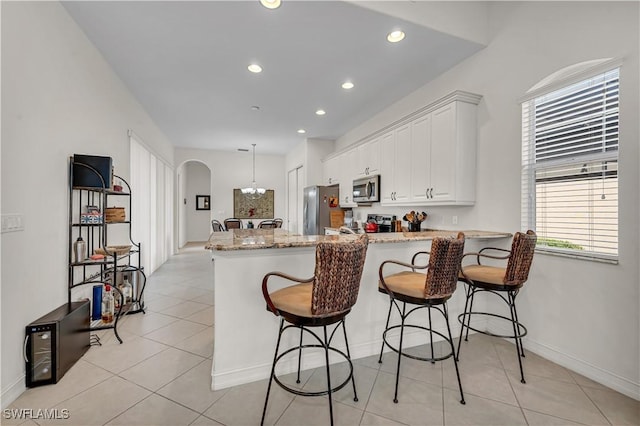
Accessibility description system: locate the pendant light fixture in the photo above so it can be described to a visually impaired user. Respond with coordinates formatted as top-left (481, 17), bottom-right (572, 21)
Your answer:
top-left (241, 144), bottom-right (266, 200)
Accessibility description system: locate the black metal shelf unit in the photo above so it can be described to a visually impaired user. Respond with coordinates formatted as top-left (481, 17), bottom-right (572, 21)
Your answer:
top-left (68, 157), bottom-right (147, 344)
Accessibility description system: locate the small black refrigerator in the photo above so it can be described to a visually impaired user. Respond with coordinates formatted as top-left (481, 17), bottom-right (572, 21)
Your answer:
top-left (303, 185), bottom-right (341, 235)
top-left (25, 300), bottom-right (90, 387)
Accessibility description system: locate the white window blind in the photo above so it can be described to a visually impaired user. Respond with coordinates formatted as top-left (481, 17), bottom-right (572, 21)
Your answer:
top-left (522, 68), bottom-right (619, 262)
top-left (129, 133), bottom-right (174, 274)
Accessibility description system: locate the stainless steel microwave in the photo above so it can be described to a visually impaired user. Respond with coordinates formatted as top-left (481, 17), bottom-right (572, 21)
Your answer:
top-left (353, 175), bottom-right (380, 203)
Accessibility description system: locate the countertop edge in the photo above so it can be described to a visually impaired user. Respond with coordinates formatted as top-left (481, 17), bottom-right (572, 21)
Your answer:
top-left (205, 229), bottom-right (512, 251)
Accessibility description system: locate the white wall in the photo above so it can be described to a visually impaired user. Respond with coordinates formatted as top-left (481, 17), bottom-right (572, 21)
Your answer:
top-left (185, 162), bottom-right (211, 242)
top-left (335, 2), bottom-right (639, 398)
top-left (1, 1), bottom-right (175, 406)
top-left (175, 148), bottom-right (286, 228)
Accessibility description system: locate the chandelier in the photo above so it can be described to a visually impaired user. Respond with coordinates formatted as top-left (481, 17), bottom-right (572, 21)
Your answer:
top-left (241, 144), bottom-right (266, 200)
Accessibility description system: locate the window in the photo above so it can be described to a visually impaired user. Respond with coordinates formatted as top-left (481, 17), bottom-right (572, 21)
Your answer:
top-left (521, 67), bottom-right (619, 262)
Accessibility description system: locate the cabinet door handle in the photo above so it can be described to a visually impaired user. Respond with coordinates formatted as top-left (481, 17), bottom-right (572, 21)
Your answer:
top-left (430, 188), bottom-right (433, 198)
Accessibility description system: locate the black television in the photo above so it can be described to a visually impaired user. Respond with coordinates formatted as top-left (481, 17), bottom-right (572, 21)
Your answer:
top-left (72, 154), bottom-right (112, 189)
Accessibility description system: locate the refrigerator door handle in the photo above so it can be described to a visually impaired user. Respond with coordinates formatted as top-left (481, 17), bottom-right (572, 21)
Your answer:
top-left (24, 335), bottom-right (30, 363)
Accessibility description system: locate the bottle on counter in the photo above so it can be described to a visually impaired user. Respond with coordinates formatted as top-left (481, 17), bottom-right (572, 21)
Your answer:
top-left (101, 284), bottom-right (114, 323)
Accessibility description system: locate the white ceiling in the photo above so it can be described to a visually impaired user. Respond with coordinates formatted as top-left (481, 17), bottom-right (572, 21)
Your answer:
top-left (62, 1), bottom-right (485, 155)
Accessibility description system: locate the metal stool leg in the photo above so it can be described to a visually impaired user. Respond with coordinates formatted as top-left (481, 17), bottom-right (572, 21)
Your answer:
top-left (428, 306), bottom-right (435, 364)
top-left (378, 300), bottom-right (393, 364)
top-left (508, 291), bottom-right (526, 383)
top-left (261, 318), bottom-right (285, 426)
top-left (444, 303), bottom-right (465, 404)
top-left (393, 303), bottom-right (407, 404)
top-left (296, 326), bottom-right (303, 383)
top-left (341, 320), bottom-right (358, 402)
top-left (456, 283), bottom-right (472, 359)
top-left (464, 287), bottom-right (477, 341)
top-left (323, 326), bottom-right (334, 426)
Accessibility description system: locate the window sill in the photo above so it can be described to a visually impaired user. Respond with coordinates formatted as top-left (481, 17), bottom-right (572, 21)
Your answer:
top-left (535, 247), bottom-right (618, 265)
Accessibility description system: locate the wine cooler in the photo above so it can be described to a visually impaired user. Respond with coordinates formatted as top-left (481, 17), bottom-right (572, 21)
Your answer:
top-left (24, 300), bottom-right (90, 387)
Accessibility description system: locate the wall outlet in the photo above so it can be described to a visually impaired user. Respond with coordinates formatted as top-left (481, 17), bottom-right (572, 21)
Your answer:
top-left (1, 214), bottom-right (24, 233)
top-left (452, 215), bottom-right (458, 225)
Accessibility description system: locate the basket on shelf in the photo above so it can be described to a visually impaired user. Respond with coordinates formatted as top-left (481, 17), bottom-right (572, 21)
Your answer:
top-left (105, 207), bottom-right (126, 223)
top-left (95, 245), bottom-right (132, 256)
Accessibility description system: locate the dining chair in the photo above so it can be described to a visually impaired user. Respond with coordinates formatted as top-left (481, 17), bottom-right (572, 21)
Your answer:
top-left (211, 219), bottom-right (225, 232)
top-left (378, 233), bottom-right (466, 404)
top-left (261, 234), bottom-right (369, 426)
top-left (273, 218), bottom-right (284, 228)
top-left (258, 220), bottom-right (277, 229)
top-left (224, 218), bottom-right (242, 229)
top-left (457, 230), bottom-right (537, 383)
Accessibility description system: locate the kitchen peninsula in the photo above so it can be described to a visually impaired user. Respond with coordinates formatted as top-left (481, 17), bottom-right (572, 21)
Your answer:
top-left (206, 228), bottom-right (511, 391)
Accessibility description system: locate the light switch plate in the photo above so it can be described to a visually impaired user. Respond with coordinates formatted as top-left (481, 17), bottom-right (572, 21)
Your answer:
top-left (1, 214), bottom-right (25, 233)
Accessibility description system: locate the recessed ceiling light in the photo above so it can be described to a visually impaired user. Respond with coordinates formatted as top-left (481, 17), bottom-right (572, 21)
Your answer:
top-left (247, 64), bottom-right (262, 73)
top-left (260, 0), bottom-right (281, 10)
top-left (342, 81), bottom-right (354, 90)
top-left (315, 109), bottom-right (326, 116)
top-left (297, 129), bottom-right (306, 134)
top-left (387, 30), bottom-right (405, 43)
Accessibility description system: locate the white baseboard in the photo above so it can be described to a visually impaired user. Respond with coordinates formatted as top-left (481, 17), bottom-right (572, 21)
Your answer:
top-left (486, 318), bottom-right (640, 401)
top-left (1, 375), bottom-right (26, 410)
top-left (524, 339), bottom-right (640, 401)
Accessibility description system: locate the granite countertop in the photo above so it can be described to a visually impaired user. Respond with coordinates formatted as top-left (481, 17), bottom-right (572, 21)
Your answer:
top-left (205, 229), bottom-right (511, 251)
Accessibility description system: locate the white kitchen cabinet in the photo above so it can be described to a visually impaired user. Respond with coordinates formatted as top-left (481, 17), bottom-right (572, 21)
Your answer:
top-left (407, 94), bottom-right (479, 205)
top-left (326, 91), bottom-right (480, 207)
top-left (356, 137), bottom-right (380, 177)
top-left (410, 114), bottom-right (432, 202)
top-left (322, 154), bottom-right (341, 186)
top-left (339, 148), bottom-right (357, 207)
top-left (380, 125), bottom-right (411, 205)
top-left (423, 99), bottom-right (477, 205)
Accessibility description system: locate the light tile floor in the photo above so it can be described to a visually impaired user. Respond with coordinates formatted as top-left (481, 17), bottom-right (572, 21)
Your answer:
top-left (7, 243), bottom-right (639, 426)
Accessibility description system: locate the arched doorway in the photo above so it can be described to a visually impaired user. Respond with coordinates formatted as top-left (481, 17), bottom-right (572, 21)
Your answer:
top-left (177, 160), bottom-right (212, 247)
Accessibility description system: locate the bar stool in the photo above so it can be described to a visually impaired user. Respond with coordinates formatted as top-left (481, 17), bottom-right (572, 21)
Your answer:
top-left (378, 233), bottom-right (466, 404)
top-left (457, 230), bottom-right (537, 384)
top-left (261, 234), bottom-right (369, 426)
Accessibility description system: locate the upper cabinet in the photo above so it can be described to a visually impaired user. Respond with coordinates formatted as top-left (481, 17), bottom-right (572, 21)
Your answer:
top-left (322, 154), bottom-right (341, 186)
top-left (380, 126), bottom-right (411, 204)
top-left (383, 91), bottom-right (481, 206)
top-left (339, 148), bottom-right (358, 207)
top-left (323, 149), bottom-right (357, 207)
top-left (323, 91), bottom-right (481, 207)
top-left (356, 137), bottom-right (380, 177)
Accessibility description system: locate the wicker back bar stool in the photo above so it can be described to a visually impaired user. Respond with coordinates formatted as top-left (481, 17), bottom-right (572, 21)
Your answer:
top-left (457, 230), bottom-right (537, 384)
top-left (261, 234), bottom-right (369, 426)
top-left (378, 233), bottom-right (466, 404)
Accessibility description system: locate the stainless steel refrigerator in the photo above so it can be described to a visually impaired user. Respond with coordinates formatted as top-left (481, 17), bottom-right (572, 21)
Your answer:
top-left (303, 185), bottom-right (340, 235)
